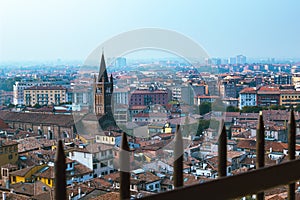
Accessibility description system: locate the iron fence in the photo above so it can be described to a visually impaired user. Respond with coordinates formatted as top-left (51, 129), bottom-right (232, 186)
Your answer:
top-left (54, 110), bottom-right (300, 200)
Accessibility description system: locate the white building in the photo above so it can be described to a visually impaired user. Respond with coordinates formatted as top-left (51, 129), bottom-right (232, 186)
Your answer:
top-left (113, 87), bottom-right (129, 105)
top-left (68, 143), bottom-right (115, 178)
top-left (13, 81), bottom-right (51, 105)
top-left (171, 87), bottom-right (181, 101)
top-left (239, 87), bottom-right (257, 109)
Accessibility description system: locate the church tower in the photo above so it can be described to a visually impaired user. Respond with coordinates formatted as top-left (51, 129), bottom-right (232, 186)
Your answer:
top-left (94, 52), bottom-right (113, 116)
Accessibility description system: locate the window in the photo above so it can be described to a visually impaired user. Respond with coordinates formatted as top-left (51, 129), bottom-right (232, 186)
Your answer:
top-left (8, 154), bottom-right (13, 160)
top-left (48, 179), bottom-right (51, 185)
top-left (12, 176), bottom-right (16, 182)
top-left (2, 169), bottom-right (8, 177)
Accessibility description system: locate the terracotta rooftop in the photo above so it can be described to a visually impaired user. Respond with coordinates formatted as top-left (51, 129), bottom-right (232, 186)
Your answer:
top-left (25, 85), bottom-right (66, 90)
top-left (0, 111), bottom-right (75, 127)
top-left (90, 192), bottom-right (119, 200)
top-left (34, 166), bottom-right (54, 179)
top-left (9, 181), bottom-right (51, 196)
top-left (0, 139), bottom-right (18, 147)
top-left (131, 89), bottom-right (168, 94)
top-left (257, 86), bottom-right (280, 94)
top-left (239, 87), bottom-right (256, 94)
top-left (73, 163), bottom-right (93, 176)
top-left (10, 165), bottom-right (37, 177)
top-left (129, 105), bottom-right (148, 110)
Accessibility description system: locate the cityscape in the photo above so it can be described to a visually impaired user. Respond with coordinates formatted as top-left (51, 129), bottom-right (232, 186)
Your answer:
top-left (1, 1), bottom-right (300, 200)
top-left (0, 51), bottom-right (299, 199)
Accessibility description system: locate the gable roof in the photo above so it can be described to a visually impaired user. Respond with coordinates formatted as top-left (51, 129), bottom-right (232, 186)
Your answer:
top-left (0, 111), bottom-right (74, 127)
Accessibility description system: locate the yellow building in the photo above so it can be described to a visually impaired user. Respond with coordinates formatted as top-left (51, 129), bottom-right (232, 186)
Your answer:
top-left (10, 164), bottom-right (45, 184)
top-left (76, 134), bottom-right (96, 144)
top-left (24, 86), bottom-right (66, 106)
top-left (280, 90), bottom-right (300, 107)
top-left (148, 122), bottom-right (173, 136)
top-left (34, 166), bottom-right (54, 187)
top-left (0, 139), bottom-right (18, 167)
top-left (95, 131), bottom-right (122, 145)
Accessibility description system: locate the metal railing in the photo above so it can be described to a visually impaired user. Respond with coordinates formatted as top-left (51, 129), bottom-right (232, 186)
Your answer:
top-left (54, 110), bottom-right (300, 200)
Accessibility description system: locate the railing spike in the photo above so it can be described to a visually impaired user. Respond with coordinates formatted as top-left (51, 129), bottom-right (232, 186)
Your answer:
top-left (218, 120), bottom-right (227, 178)
top-left (256, 112), bottom-right (265, 200)
top-left (55, 139), bottom-right (66, 200)
top-left (120, 132), bottom-right (130, 200)
top-left (288, 110), bottom-right (296, 200)
top-left (174, 124), bottom-right (183, 188)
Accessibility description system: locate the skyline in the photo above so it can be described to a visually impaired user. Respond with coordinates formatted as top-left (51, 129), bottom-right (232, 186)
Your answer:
top-left (1, 0), bottom-right (300, 61)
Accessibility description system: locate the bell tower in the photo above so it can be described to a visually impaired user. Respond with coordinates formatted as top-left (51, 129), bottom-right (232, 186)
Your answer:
top-left (94, 52), bottom-right (113, 115)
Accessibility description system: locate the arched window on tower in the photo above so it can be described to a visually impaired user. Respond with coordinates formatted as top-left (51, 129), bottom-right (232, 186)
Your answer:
top-left (96, 88), bottom-right (102, 94)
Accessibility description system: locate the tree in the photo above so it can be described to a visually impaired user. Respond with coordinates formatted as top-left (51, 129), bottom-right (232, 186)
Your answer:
top-left (212, 99), bottom-right (226, 112)
top-left (196, 120), bottom-right (210, 136)
top-left (196, 119), bottom-right (220, 136)
top-left (269, 105), bottom-right (286, 110)
top-left (295, 104), bottom-right (300, 112)
top-left (241, 106), bottom-right (262, 113)
top-left (226, 106), bottom-right (240, 112)
top-left (199, 102), bottom-right (211, 115)
top-left (33, 103), bottom-right (41, 109)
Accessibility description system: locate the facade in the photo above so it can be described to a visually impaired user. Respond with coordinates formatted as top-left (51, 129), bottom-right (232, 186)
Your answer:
top-left (129, 88), bottom-right (171, 106)
top-left (171, 87), bottom-right (181, 101)
top-left (132, 112), bottom-right (168, 124)
top-left (113, 104), bottom-right (128, 124)
top-left (239, 87), bottom-right (257, 109)
top-left (0, 111), bottom-right (75, 139)
top-left (94, 53), bottom-right (114, 115)
top-left (70, 88), bottom-right (93, 110)
top-left (181, 85), bottom-right (194, 105)
top-left (273, 74), bottom-right (292, 85)
top-left (280, 90), bottom-right (300, 107)
top-left (13, 81), bottom-right (51, 105)
top-left (68, 143), bottom-right (115, 177)
top-left (95, 131), bottom-right (122, 146)
top-left (257, 86), bottom-right (280, 107)
top-left (113, 87), bottom-right (129, 105)
top-left (236, 55), bottom-right (246, 64)
top-left (219, 81), bottom-right (237, 98)
top-left (10, 165), bottom-right (45, 184)
top-left (0, 90), bottom-right (13, 105)
top-left (115, 57), bottom-right (127, 68)
top-left (0, 139), bottom-right (18, 167)
top-left (194, 95), bottom-right (220, 106)
top-left (24, 86), bottom-right (66, 106)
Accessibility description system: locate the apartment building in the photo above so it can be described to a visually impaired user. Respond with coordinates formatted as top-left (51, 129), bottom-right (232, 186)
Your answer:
top-left (24, 86), bottom-right (66, 106)
top-left (13, 81), bottom-right (51, 105)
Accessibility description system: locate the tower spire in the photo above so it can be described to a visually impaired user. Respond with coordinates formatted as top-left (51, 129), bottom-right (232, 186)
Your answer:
top-left (98, 52), bottom-right (109, 82)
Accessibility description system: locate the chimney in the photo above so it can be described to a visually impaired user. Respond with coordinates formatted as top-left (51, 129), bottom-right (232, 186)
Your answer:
top-left (5, 180), bottom-right (10, 189)
top-left (2, 192), bottom-right (6, 200)
top-left (78, 187), bottom-right (81, 198)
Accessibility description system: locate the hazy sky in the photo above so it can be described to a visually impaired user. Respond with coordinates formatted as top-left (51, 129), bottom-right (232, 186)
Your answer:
top-left (1, 0), bottom-right (300, 61)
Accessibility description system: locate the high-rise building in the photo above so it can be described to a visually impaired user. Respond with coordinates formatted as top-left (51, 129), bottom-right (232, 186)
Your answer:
top-left (229, 57), bottom-right (237, 65)
top-left (236, 55), bottom-right (246, 64)
top-left (115, 57), bottom-right (127, 68)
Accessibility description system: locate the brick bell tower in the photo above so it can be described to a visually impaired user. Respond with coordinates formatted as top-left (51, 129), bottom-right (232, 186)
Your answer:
top-left (94, 52), bottom-right (114, 116)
